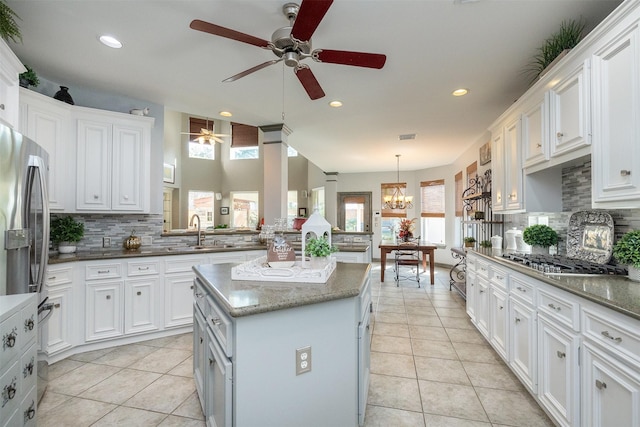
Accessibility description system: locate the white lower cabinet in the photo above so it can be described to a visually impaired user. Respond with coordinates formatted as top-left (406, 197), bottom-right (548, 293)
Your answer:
top-left (124, 277), bottom-right (160, 335)
top-left (193, 306), bottom-right (207, 406)
top-left (86, 280), bottom-right (124, 341)
top-left (475, 277), bottom-right (489, 338)
top-left (488, 285), bottom-right (508, 360)
top-left (537, 314), bottom-right (580, 427)
top-left (509, 297), bottom-right (537, 393)
top-left (43, 265), bottom-right (75, 355)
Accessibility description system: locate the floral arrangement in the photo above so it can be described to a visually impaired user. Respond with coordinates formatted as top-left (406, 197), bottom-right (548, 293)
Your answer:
top-left (304, 236), bottom-right (338, 257)
top-left (398, 218), bottom-right (416, 240)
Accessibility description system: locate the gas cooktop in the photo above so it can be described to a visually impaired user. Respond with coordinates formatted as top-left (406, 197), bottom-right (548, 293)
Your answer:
top-left (501, 253), bottom-right (627, 276)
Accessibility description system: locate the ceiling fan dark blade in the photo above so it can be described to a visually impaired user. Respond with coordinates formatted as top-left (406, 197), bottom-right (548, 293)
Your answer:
top-left (294, 67), bottom-right (325, 100)
top-left (223, 59), bottom-right (282, 82)
top-left (314, 49), bottom-right (386, 69)
top-left (190, 19), bottom-right (270, 48)
top-left (291, 0), bottom-right (333, 42)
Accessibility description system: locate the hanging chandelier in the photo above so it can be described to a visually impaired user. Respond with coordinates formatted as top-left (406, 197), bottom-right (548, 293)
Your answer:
top-left (383, 154), bottom-right (413, 210)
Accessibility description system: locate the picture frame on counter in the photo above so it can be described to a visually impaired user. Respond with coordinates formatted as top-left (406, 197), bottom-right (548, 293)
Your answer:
top-left (163, 163), bottom-right (175, 183)
top-left (298, 207), bottom-right (307, 217)
top-left (220, 206), bottom-right (229, 215)
top-left (479, 141), bottom-right (491, 165)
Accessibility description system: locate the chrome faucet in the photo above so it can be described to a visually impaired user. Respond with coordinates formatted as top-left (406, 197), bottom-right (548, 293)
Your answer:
top-left (189, 214), bottom-right (204, 246)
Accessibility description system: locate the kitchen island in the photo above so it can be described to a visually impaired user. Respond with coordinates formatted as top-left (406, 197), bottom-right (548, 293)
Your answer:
top-left (192, 262), bottom-right (371, 427)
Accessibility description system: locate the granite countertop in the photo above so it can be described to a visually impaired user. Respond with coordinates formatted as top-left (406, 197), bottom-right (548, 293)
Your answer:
top-left (193, 262), bottom-right (371, 318)
top-left (470, 248), bottom-right (640, 320)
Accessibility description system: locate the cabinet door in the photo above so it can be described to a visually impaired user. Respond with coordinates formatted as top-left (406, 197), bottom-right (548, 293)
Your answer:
top-left (521, 94), bottom-right (548, 168)
top-left (475, 277), bottom-right (489, 338)
top-left (489, 285), bottom-right (508, 360)
top-left (194, 306), bottom-right (207, 409)
top-left (42, 286), bottom-right (73, 355)
top-left (509, 298), bottom-right (537, 393)
top-left (86, 280), bottom-right (123, 341)
top-left (591, 24), bottom-right (640, 207)
top-left (538, 314), bottom-right (580, 427)
top-left (549, 60), bottom-right (591, 157)
top-left (21, 92), bottom-right (71, 211)
top-left (112, 124), bottom-right (148, 211)
top-left (124, 277), bottom-right (159, 335)
top-left (165, 274), bottom-right (195, 328)
top-left (504, 116), bottom-right (523, 211)
top-left (205, 329), bottom-right (233, 427)
top-left (466, 270), bottom-right (477, 321)
top-left (491, 128), bottom-right (505, 211)
top-left (76, 119), bottom-right (111, 211)
top-left (582, 341), bottom-right (640, 427)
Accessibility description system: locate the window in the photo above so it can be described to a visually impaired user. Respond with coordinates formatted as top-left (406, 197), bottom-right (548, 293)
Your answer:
top-left (420, 179), bottom-right (445, 244)
top-left (287, 146), bottom-right (298, 157)
top-left (310, 187), bottom-right (325, 218)
top-left (188, 117), bottom-right (215, 160)
top-left (188, 191), bottom-right (215, 230)
top-left (231, 191), bottom-right (259, 229)
top-left (287, 190), bottom-right (298, 226)
top-left (230, 123), bottom-right (259, 160)
top-left (344, 196), bottom-right (366, 232)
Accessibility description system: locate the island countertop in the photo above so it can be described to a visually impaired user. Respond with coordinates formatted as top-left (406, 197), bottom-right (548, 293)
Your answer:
top-left (193, 262), bottom-right (371, 318)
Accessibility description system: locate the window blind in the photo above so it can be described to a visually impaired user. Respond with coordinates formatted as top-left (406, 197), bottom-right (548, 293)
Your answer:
top-left (189, 117), bottom-right (213, 139)
top-left (455, 171), bottom-right (463, 217)
top-left (231, 123), bottom-right (259, 147)
top-left (420, 179), bottom-right (445, 218)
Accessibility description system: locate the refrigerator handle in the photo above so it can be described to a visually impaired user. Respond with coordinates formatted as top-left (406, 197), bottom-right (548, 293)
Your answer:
top-left (27, 156), bottom-right (50, 294)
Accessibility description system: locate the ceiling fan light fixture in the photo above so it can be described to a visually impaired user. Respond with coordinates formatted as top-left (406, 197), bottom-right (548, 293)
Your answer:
top-left (219, 111), bottom-right (233, 117)
top-left (98, 35), bottom-right (123, 49)
top-left (452, 88), bottom-right (469, 97)
top-left (329, 100), bottom-right (342, 108)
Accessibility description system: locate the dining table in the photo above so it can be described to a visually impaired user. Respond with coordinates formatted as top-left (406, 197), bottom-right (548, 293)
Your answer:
top-left (378, 240), bottom-right (438, 284)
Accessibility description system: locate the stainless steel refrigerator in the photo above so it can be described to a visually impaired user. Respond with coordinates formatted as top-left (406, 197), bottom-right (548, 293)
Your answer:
top-left (0, 121), bottom-right (53, 403)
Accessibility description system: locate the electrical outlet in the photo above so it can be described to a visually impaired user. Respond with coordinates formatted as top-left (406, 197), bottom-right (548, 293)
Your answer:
top-left (296, 346), bottom-right (312, 375)
top-left (353, 237), bottom-right (363, 242)
top-left (141, 236), bottom-right (152, 246)
top-left (102, 237), bottom-right (111, 248)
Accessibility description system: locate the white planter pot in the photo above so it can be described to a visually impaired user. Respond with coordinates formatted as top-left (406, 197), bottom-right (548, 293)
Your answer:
top-left (310, 256), bottom-right (328, 270)
top-left (628, 265), bottom-right (640, 282)
top-left (58, 242), bottom-right (77, 254)
top-left (531, 245), bottom-right (549, 255)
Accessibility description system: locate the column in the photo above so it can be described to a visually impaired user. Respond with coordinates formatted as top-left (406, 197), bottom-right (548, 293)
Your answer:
top-left (260, 124), bottom-right (292, 225)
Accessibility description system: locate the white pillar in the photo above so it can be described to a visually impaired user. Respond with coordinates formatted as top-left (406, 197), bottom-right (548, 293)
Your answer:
top-left (261, 124), bottom-right (291, 226)
top-left (325, 172), bottom-right (338, 226)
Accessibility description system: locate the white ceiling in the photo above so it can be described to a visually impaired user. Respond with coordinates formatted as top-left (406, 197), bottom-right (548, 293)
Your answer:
top-left (6, 0), bottom-right (622, 173)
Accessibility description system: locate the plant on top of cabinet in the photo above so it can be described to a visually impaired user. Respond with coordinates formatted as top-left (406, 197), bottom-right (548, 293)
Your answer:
top-left (50, 216), bottom-right (84, 254)
top-left (0, 2), bottom-right (21, 43)
top-left (479, 240), bottom-right (492, 248)
top-left (304, 236), bottom-right (338, 258)
top-left (464, 236), bottom-right (477, 248)
top-left (527, 18), bottom-right (586, 82)
top-left (19, 65), bottom-right (38, 88)
top-left (613, 230), bottom-right (640, 281)
top-left (523, 224), bottom-right (558, 253)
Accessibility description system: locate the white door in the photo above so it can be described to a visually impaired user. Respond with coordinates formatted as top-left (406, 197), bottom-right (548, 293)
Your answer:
top-left (76, 119), bottom-right (111, 210)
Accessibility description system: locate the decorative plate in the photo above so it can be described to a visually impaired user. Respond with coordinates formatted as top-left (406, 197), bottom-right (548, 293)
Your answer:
top-left (566, 210), bottom-right (614, 264)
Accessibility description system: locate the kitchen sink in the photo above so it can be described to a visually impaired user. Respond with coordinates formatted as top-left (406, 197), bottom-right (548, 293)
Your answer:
top-left (166, 246), bottom-right (208, 252)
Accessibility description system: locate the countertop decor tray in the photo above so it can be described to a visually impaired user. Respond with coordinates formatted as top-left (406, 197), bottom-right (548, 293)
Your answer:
top-left (231, 256), bottom-right (336, 284)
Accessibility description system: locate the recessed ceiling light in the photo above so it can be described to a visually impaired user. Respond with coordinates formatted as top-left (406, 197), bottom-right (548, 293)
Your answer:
top-left (219, 111), bottom-right (232, 117)
top-left (99, 35), bottom-right (122, 49)
top-left (452, 88), bottom-right (469, 97)
top-left (329, 100), bottom-right (343, 108)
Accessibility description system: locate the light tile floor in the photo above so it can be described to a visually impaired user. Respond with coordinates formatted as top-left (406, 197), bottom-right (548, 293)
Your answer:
top-left (38, 264), bottom-right (554, 427)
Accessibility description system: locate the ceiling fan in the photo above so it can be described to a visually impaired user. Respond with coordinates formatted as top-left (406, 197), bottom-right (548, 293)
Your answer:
top-left (181, 119), bottom-right (229, 144)
top-left (189, 0), bottom-right (387, 100)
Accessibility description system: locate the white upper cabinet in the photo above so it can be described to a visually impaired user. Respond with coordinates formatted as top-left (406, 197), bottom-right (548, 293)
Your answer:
top-left (0, 39), bottom-right (25, 129)
top-left (75, 109), bottom-right (152, 212)
top-left (521, 91), bottom-right (548, 168)
top-left (491, 114), bottom-right (523, 213)
top-left (548, 59), bottom-right (591, 158)
top-left (591, 19), bottom-right (640, 208)
top-left (19, 89), bottom-right (72, 211)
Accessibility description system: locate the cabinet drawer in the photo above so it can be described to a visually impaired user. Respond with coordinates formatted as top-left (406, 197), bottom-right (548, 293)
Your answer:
top-left (359, 275), bottom-right (372, 320)
top-left (0, 360), bottom-right (20, 420)
top-left (206, 294), bottom-right (233, 359)
top-left (537, 287), bottom-right (579, 331)
top-left (510, 274), bottom-right (535, 306)
top-left (165, 256), bottom-right (204, 274)
top-left (20, 342), bottom-right (37, 397)
top-left (476, 259), bottom-right (489, 278)
top-left (194, 278), bottom-right (208, 318)
top-left (46, 266), bottom-right (73, 285)
top-left (85, 263), bottom-right (122, 280)
top-left (1, 311), bottom-right (20, 368)
top-left (127, 260), bottom-right (159, 277)
top-left (20, 302), bottom-right (37, 349)
top-left (490, 265), bottom-right (508, 290)
top-left (467, 256), bottom-right (477, 270)
top-left (582, 306), bottom-right (640, 365)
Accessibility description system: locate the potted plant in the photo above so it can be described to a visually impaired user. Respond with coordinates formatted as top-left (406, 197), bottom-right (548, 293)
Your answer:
top-left (398, 218), bottom-right (416, 242)
top-left (479, 240), bottom-right (492, 249)
top-left (304, 236), bottom-right (338, 269)
top-left (50, 216), bottom-right (84, 254)
top-left (0, 2), bottom-right (21, 43)
top-left (523, 224), bottom-right (558, 254)
top-left (463, 236), bottom-right (476, 248)
top-left (612, 230), bottom-right (640, 281)
top-left (19, 65), bottom-right (38, 88)
top-left (527, 18), bottom-right (586, 82)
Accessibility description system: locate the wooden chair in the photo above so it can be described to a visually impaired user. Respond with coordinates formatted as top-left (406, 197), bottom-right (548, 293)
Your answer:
top-left (394, 241), bottom-right (421, 287)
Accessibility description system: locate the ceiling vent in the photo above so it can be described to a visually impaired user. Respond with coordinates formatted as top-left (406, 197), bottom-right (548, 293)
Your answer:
top-left (398, 134), bottom-right (416, 141)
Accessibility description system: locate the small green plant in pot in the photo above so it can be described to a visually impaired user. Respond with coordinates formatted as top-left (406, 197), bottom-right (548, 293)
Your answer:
top-left (463, 236), bottom-right (476, 248)
top-left (50, 216), bottom-right (84, 254)
top-left (612, 230), bottom-right (640, 281)
top-left (19, 65), bottom-right (39, 88)
top-left (305, 236), bottom-right (337, 268)
top-left (523, 224), bottom-right (558, 254)
top-left (479, 240), bottom-right (492, 249)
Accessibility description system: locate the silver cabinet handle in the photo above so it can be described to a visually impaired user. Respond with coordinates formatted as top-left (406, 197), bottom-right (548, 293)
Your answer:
top-left (48, 276), bottom-right (56, 280)
top-left (54, 303), bottom-right (61, 308)
top-left (0, 104), bottom-right (5, 110)
top-left (24, 400), bottom-right (36, 421)
top-left (136, 291), bottom-right (141, 296)
top-left (547, 303), bottom-right (561, 311)
top-left (499, 306), bottom-right (504, 310)
top-left (479, 289), bottom-right (485, 293)
top-left (97, 270), bottom-right (110, 274)
top-left (190, 285), bottom-right (194, 290)
top-left (23, 358), bottom-right (34, 377)
top-left (515, 317), bottom-right (521, 323)
top-left (3, 380), bottom-right (16, 401)
top-left (138, 266), bottom-right (149, 271)
top-left (495, 275), bottom-right (504, 280)
top-left (516, 286), bottom-right (527, 293)
top-left (24, 317), bottom-right (34, 331)
top-left (106, 295), bottom-right (111, 300)
top-left (620, 170), bottom-right (631, 176)
top-left (601, 330), bottom-right (622, 343)
top-left (94, 195), bottom-right (99, 199)
top-left (557, 132), bottom-right (564, 138)
top-left (209, 358), bottom-right (214, 365)
top-left (3, 328), bottom-right (17, 349)
top-left (212, 317), bottom-right (221, 326)
top-left (557, 350), bottom-right (566, 359)
top-left (536, 143), bottom-right (542, 148)
top-left (596, 379), bottom-right (607, 390)
top-left (199, 337), bottom-right (203, 344)
top-left (195, 292), bottom-right (204, 298)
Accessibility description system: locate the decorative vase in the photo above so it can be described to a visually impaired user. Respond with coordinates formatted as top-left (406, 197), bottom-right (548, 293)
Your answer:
top-left (628, 265), bottom-right (640, 282)
top-left (53, 86), bottom-right (74, 105)
top-left (531, 245), bottom-right (549, 255)
top-left (19, 77), bottom-right (29, 88)
top-left (310, 256), bottom-right (328, 270)
top-left (58, 242), bottom-right (77, 254)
